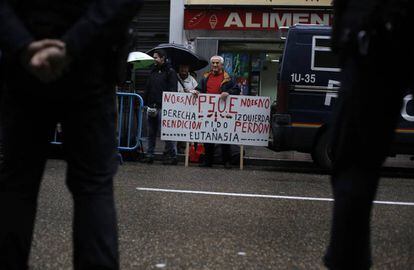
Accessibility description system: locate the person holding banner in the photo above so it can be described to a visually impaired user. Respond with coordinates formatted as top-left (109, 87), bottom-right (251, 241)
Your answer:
top-left (176, 64), bottom-right (198, 154)
top-left (177, 64), bottom-right (198, 94)
top-left (196, 55), bottom-right (240, 168)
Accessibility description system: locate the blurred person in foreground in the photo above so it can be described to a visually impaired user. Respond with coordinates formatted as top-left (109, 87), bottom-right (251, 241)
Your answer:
top-left (0, 50), bottom-right (3, 162)
top-left (196, 55), bottom-right (240, 169)
top-left (0, 0), bottom-right (143, 269)
top-left (324, 0), bottom-right (412, 269)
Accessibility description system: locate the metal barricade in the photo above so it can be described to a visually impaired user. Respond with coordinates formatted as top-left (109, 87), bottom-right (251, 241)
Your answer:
top-left (116, 91), bottom-right (144, 152)
top-left (50, 92), bottom-right (144, 154)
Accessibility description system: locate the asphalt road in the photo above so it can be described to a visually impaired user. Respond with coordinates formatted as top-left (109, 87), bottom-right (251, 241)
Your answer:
top-left (29, 160), bottom-right (414, 270)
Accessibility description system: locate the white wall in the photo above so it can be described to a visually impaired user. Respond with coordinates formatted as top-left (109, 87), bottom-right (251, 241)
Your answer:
top-left (169, 0), bottom-right (187, 45)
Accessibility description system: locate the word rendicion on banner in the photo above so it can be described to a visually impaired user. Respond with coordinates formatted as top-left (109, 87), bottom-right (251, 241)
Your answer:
top-left (161, 92), bottom-right (271, 146)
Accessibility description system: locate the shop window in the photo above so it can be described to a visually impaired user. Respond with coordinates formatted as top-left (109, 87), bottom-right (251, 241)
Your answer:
top-left (219, 42), bottom-right (283, 100)
top-left (250, 53), bottom-right (266, 96)
top-left (221, 52), bottom-right (251, 95)
top-left (311, 36), bottom-right (340, 72)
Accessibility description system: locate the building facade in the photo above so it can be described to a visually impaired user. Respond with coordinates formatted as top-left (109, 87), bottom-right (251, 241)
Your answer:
top-left (170, 0), bottom-right (332, 101)
top-left (130, 0), bottom-right (171, 91)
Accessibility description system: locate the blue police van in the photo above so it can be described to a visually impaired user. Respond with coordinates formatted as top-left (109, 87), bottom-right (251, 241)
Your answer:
top-left (270, 24), bottom-right (414, 168)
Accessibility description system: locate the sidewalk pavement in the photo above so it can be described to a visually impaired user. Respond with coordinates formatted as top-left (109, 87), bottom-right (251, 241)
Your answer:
top-left (145, 137), bottom-right (414, 168)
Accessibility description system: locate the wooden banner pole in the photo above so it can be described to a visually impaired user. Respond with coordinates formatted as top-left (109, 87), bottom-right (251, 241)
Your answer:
top-left (185, 142), bottom-right (190, 167)
top-left (240, 145), bottom-right (244, 170)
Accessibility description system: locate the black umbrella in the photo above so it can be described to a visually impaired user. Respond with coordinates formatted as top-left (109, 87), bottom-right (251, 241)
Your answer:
top-left (146, 43), bottom-right (208, 71)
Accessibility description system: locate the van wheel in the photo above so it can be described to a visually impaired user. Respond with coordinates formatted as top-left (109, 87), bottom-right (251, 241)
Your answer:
top-left (311, 131), bottom-right (332, 169)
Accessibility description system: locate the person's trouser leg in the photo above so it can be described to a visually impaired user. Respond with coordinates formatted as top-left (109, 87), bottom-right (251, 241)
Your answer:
top-left (146, 114), bottom-right (159, 157)
top-left (325, 167), bottom-right (380, 270)
top-left (203, 143), bottom-right (215, 165)
top-left (220, 144), bottom-right (231, 164)
top-left (62, 90), bottom-right (119, 270)
top-left (164, 140), bottom-right (177, 158)
top-left (324, 49), bottom-right (405, 269)
top-left (0, 91), bottom-right (54, 270)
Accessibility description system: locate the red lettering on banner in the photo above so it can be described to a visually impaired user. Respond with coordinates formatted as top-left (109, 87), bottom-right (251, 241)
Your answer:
top-left (198, 95), bottom-right (207, 113)
top-left (163, 119), bottom-right (202, 130)
top-left (199, 95), bottom-right (239, 114)
top-left (240, 98), bottom-right (270, 108)
top-left (229, 97), bottom-right (237, 113)
top-left (207, 95), bottom-right (216, 113)
top-left (164, 93), bottom-right (197, 105)
top-left (218, 99), bottom-right (226, 113)
top-left (163, 93), bottom-right (171, 103)
top-left (234, 121), bottom-right (271, 134)
top-left (185, 95), bottom-right (196, 105)
top-left (234, 121), bottom-right (241, 132)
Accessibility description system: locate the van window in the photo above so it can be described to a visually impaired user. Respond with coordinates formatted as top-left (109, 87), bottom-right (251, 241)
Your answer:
top-left (311, 36), bottom-right (340, 72)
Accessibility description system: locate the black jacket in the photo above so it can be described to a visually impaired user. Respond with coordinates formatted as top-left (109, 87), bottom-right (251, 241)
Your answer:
top-left (0, 0), bottom-right (143, 87)
top-left (144, 63), bottom-right (177, 108)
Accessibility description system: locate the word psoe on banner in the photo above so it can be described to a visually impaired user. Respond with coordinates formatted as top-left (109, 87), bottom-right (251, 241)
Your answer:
top-left (161, 92), bottom-right (271, 146)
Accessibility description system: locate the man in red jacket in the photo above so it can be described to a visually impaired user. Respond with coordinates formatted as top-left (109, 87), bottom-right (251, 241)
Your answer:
top-left (197, 55), bottom-right (240, 168)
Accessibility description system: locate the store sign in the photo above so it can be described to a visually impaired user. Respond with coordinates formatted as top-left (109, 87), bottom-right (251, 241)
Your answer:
top-left (161, 92), bottom-right (271, 146)
top-left (186, 0), bottom-right (332, 6)
top-left (184, 9), bottom-right (332, 30)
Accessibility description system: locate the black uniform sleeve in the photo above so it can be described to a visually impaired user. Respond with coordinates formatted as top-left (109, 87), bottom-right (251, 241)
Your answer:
top-left (0, 0), bottom-right (34, 56)
top-left (61, 0), bottom-right (143, 59)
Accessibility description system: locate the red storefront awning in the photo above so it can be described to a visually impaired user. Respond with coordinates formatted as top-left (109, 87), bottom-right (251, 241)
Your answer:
top-left (184, 9), bottom-right (333, 31)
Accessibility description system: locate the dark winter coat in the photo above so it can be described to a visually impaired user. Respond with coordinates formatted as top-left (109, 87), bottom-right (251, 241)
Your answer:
top-left (144, 63), bottom-right (177, 108)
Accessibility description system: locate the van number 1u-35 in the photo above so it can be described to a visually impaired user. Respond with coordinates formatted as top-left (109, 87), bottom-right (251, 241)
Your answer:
top-left (290, 73), bottom-right (316, 84)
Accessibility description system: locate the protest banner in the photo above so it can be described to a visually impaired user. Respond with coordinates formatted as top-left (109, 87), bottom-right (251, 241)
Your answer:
top-left (161, 92), bottom-right (271, 146)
